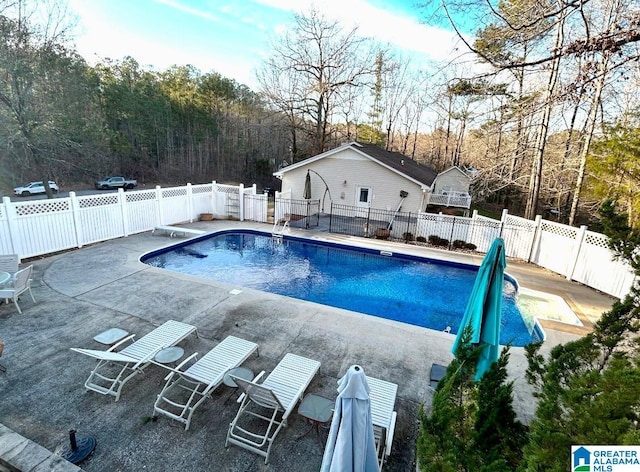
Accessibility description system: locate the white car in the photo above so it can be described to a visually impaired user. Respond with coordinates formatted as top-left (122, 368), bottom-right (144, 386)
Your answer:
top-left (14, 181), bottom-right (59, 196)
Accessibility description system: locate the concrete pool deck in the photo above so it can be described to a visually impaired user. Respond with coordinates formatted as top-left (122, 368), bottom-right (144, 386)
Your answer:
top-left (0, 220), bottom-right (616, 471)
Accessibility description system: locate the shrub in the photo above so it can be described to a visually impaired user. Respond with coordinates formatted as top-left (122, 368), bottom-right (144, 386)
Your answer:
top-left (416, 236), bottom-right (427, 243)
top-left (428, 235), bottom-right (450, 247)
top-left (417, 327), bottom-right (527, 471)
top-left (464, 243), bottom-right (477, 251)
top-left (403, 232), bottom-right (415, 242)
top-left (436, 237), bottom-right (449, 247)
top-left (452, 239), bottom-right (466, 249)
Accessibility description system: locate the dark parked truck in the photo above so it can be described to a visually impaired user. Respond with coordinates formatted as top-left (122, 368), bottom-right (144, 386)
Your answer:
top-left (95, 176), bottom-right (138, 190)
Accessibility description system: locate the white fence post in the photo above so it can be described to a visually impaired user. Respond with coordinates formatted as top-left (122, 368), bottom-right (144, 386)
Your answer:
top-left (211, 181), bottom-right (218, 217)
top-left (69, 192), bottom-right (84, 248)
top-left (239, 183), bottom-right (245, 221)
top-left (119, 188), bottom-right (130, 236)
top-left (527, 215), bottom-right (543, 263)
top-left (2, 196), bottom-right (18, 254)
top-left (567, 225), bottom-right (588, 280)
top-left (155, 186), bottom-right (163, 226)
top-left (499, 209), bottom-right (508, 237)
top-left (187, 183), bottom-right (193, 223)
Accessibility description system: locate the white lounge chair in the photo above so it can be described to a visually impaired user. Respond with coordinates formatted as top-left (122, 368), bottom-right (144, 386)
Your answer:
top-left (71, 320), bottom-right (198, 401)
top-left (153, 335), bottom-right (259, 430)
top-left (225, 353), bottom-right (321, 464)
top-left (0, 265), bottom-right (35, 314)
top-left (367, 375), bottom-right (399, 470)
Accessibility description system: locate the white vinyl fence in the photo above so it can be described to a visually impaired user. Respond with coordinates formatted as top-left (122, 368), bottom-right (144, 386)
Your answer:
top-left (0, 182), bottom-right (635, 299)
top-left (414, 209), bottom-right (635, 298)
top-left (0, 182), bottom-right (261, 259)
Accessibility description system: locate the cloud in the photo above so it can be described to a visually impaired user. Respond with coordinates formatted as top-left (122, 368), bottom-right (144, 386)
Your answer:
top-left (153, 0), bottom-right (223, 23)
top-left (252, 0), bottom-right (463, 62)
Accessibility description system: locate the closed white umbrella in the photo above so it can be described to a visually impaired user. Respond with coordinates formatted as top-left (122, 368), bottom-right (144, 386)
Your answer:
top-left (320, 365), bottom-right (379, 472)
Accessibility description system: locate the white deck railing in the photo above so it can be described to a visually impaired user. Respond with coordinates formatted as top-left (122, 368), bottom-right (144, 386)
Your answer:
top-left (0, 183), bottom-right (634, 299)
top-left (428, 191), bottom-right (472, 209)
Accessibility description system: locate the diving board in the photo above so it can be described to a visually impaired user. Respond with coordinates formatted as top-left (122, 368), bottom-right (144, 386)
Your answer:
top-left (152, 226), bottom-right (206, 238)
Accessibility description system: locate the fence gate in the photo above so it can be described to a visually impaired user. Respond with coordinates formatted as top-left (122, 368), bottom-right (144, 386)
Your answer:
top-left (274, 197), bottom-right (320, 229)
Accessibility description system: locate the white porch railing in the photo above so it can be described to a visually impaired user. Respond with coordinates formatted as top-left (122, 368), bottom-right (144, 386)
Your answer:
top-left (428, 191), bottom-right (472, 209)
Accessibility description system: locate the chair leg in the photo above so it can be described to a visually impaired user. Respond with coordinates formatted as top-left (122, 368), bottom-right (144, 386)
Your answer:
top-left (27, 287), bottom-right (36, 304)
top-left (13, 298), bottom-right (22, 314)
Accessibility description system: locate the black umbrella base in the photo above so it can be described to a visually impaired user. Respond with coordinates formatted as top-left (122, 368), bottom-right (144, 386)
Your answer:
top-left (58, 433), bottom-right (96, 464)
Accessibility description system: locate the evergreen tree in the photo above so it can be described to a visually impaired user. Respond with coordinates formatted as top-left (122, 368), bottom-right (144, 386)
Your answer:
top-left (475, 349), bottom-right (528, 470)
top-left (417, 326), bottom-right (526, 471)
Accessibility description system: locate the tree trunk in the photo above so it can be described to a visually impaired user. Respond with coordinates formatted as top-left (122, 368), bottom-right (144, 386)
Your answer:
top-left (568, 54), bottom-right (609, 225)
top-left (525, 12), bottom-right (565, 220)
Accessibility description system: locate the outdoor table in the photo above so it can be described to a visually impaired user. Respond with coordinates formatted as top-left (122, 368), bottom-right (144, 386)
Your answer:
top-left (93, 328), bottom-right (129, 346)
top-left (0, 272), bottom-right (10, 305)
top-left (296, 394), bottom-right (334, 444)
top-left (223, 366), bottom-right (254, 388)
top-left (153, 346), bottom-right (184, 366)
top-left (430, 363), bottom-right (447, 389)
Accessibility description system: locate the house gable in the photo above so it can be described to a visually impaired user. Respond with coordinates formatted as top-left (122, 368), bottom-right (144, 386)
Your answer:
top-left (432, 166), bottom-right (471, 194)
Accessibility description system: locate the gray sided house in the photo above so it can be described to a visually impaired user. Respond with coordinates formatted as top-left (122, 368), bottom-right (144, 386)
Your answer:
top-left (274, 142), bottom-right (471, 214)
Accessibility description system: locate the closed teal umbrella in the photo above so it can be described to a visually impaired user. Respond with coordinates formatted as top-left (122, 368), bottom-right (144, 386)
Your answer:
top-left (451, 238), bottom-right (506, 380)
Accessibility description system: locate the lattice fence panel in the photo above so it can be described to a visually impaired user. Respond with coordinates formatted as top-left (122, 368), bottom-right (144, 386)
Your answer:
top-left (162, 187), bottom-right (188, 198)
top-left (79, 194), bottom-right (119, 208)
top-left (126, 190), bottom-right (156, 202)
top-left (15, 199), bottom-right (70, 215)
top-left (192, 184), bottom-right (213, 194)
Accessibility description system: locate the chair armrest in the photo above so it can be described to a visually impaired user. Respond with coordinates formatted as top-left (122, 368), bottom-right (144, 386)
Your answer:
top-left (163, 352), bottom-right (199, 381)
top-left (252, 370), bottom-right (266, 383)
top-left (108, 334), bottom-right (136, 352)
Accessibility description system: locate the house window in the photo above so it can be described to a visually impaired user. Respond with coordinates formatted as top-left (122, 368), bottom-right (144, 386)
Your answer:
top-left (358, 188), bottom-right (369, 203)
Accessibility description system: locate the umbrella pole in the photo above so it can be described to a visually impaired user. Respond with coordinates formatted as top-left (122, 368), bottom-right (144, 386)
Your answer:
top-left (481, 245), bottom-right (502, 309)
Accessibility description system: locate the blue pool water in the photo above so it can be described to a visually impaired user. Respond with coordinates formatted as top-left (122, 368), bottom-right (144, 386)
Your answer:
top-left (141, 230), bottom-right (540, 346)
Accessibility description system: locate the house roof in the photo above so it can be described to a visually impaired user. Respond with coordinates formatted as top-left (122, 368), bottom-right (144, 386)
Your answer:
top-left (275, 142), bottom-right (439, 187)
top-left (356, 143), bottom-right (439, 186)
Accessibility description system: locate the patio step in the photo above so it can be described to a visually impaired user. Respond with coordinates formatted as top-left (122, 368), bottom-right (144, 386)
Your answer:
top-left (0, 423), bottom-right (83, 471)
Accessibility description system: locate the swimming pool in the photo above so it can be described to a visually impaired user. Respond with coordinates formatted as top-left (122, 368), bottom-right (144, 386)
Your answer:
top-left (141, 230), bottom-right (542, 346)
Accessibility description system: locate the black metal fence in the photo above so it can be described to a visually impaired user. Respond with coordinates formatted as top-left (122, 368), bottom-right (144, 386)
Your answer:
top-left (327, 202), bottom-right (535, 257)
top-left (329, 203), bottom-right (418, 239)
top-left (274, 198), bottom-right (320, 229)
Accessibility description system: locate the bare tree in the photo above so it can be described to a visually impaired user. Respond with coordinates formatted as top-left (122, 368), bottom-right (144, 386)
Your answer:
top-left (0, 0), bottom-right (97, 195)
top-left (425, 0), bottom-right (640, 221)
top-left (256, 9), bottom-right (378, 156)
